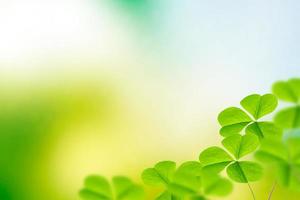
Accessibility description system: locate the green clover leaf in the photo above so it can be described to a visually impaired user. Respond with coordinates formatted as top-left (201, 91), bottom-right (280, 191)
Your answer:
top-left (218, 107), bottom-right (252, 137)
top-left (255, 136), bottom-right (300, 192)
top-left (241, 94), bottom-right (278, 120)
top-left (226, 161), bottom-right (263, 183)
top-left (142, 161), bottom-right (176, 186)
top-left (200, 135), bottom-right (263, 184)
top-left (143, 160), bottom-right (231, 199)
top-left (80, 176), bottom-right (112, 200)
top-left (272, 78), bottom-right (300, 129)
top-left (201, 173), bottom-right (232, 196)
top-left (274, 106), bottom-right (300, 129)
top-left (199, 147), bottom-right (233, 173)
top-left (245, 121), bottom-right (282, 140)
top-left (218, 94), bottom-right (279, 139)
top-left (155, 191), bottom-right (182, 200)
top-left (272, 78), bottom-right (300, 103)
top-left (170, 161), bottom-right (202, 193)
top-left (79, 175), bottom-right (144, 200)
top-left (142, 161), bottom-right (201, 199)
top-left (222, 134), bottom-right (259, 160)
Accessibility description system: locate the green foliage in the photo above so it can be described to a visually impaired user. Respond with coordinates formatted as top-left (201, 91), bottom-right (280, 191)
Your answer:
top-left (79, 77), bottom-right (300, 200)
top-left (218, 107), bottom-right (252, 137)
top-left (201, 173), bottom-right (232, 196)
top-left (274, 106), bottom-right (300, 129)
top-left (273, 78), bottom-right (300, 103)
top-left (218, 94), bottom-right (281, 139)
top-left (199, 147), bottom-right (233, 173)
top-left (142, 161), bottom-right (232, 199)
top-left (255, 131), bottom-right (300, 191)
top-left (240, 94), bottom-right (278, 120)
top-left (273, 78), bottom-right (300, 129)
top-left (226, 161), bottom-right (263, 183)
top-left (246, 121), bottom-right (282, 140)
top-left (199, 133), bottom-right (262, 184)
top-left (79, 175), bottom-right (144, 200)
top-left (222, 134), bottom-right (259, 159)
top-left (142, 161), bottom-right (176, 186)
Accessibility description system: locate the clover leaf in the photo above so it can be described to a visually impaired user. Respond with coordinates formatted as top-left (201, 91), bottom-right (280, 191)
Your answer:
top-left (222, 134), bottom-right (259, 159)
top-left (80, 176), bottom-right (112, 200)
top-left (142, 160), bottom-right (231, 199)
top-left (240, 94), bottom-right (278, 120)
top-left (272, 78), bottom-right (300, 129)
top-left (226, 161), bottom-right (263, 183)
top-left (218, 107), bottom-right (252, 137)
top-left (255, 137), bottom-right (300, 192)
top-left (79, 175), bottom-right (144, 200)
top-left (199, 147), bottom-right (233, 173)
top-left (189, 196), bottom-right (206, 200)
top-left (142, 161), bottom-right (200, 199)
top-left (274, 106), bottom-right (300, 129)
top-left (200, 134), bottom-right (263, 184)
top-left (218, 94), bottom-right (280, 140)
top-left (201, 173), bottom-right (232, 196)
top-left (170, 161), bottom-right (202, 192)
top-left (142, 161), bottom-right (176, 186)
top-left (272, 78), bottom-right (300, 103)
top-left (245, 121), bottom-right (282, 140)
top-left (155, 191), bottom-right (181, 200)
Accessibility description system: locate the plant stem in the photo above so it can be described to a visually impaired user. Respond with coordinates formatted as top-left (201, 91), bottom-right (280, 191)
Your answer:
top-left (267, 181), bottom-right (277, 200)
top-left (247, 183), bottom-right (256, 200)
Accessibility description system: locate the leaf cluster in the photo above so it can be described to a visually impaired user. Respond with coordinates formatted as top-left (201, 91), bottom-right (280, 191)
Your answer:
top-left (142, 161), bottom-right (232, 200)
top-left (273, 78), bottom-right (300, 129)
top-left (199, 135), bottom-right (262, 183)
top-left (254, 78), bottom-right (300, 191)
top-left (79, 175), bottom-right (144, 200)
top-left (218, 94), bottom-right (281, 140)
top-left (79, 78), bottom-right (300, 200)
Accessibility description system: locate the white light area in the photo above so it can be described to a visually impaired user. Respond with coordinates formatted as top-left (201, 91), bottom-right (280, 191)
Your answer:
top-left (0, 0), bottom-right (135, 77)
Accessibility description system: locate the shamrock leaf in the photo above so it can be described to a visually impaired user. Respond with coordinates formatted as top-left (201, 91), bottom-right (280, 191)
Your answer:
top-left (142, 161), bottom-right (176, 186)
top-left (255, 140), bottom-right (288, 164)
top-left (79, 175), bottom-right (144, 200)
top-left (80, 176), bottom-right (112, 200)
top-left (113, 177), bottom-right (144, 200)
top-left (272, 78), bottom-right (300, 130)
top-left (255, 138), bottom-right (300, 191)
top-left (218, 94), bottom-right (278, 138)
top-left (285, 129), bottom-right (300, 158)
top-left (143, 160), bottom-right (232, 199)
top-left (155, 191), bottom-right (181, 200)
top-left (170, 161), bottom-right (202, 193)
top-left (274, 106), bottom-right (300, 129)
top-left (272, 78), bottom-right (300, 103)
top-left (200, 135), bottom-right (263, 184)
top-left (189, 196), bottom-right (206, 200)
top-left (246, 121), bottom-right (282, 140)
top-left (199, 147), bottom-right (233, 173)
top-left (170, 162), bottom-right (232, 198)
top-left (241, 94), bottom-right (278, 120)
top-left (201, 173), bottom-right (232, 196)
top-left (222, 134), bottom-right (259, 159)
top-left (218, 107), bottom-right (252, 137)
top-left (226, 161), bottom-right (263, 183)
top-left (142, 161), bottom-right (202, 199)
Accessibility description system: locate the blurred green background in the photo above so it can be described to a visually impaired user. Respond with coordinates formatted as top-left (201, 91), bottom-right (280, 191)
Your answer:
top-left (0, 0), bottom-right (300, 199)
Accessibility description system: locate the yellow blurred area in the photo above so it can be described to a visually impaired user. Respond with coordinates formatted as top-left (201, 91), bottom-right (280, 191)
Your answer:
top-left (0, 74), bottom-right (215, 199)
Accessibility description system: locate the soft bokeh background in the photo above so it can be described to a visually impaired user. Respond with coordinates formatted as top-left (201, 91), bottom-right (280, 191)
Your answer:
top-left (0, 0), bottom-right (300, 199)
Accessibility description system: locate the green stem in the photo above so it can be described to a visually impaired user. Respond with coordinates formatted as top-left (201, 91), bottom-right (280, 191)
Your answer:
top-left (267, 181), bottom-right (277, 200)
top-left (247, 183), bottom-right (256, 200)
